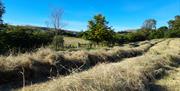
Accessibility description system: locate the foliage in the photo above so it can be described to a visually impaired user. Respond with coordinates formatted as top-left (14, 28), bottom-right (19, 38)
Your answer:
top-left (0, 0), bottom-right (5, 24)
top-left (168, 15), bottom-right (180, 30)
top-left (148, 30), bottom-right (165, 39)
top-left (83, 14), bottom-right (114, 44)
top-left (0, 26), bottom-right (53, 54)
top-left (142, 19), bottom-right (157, 30)
top-left (164, 30), bottom-right (180, 38)
top-left (112, 34), bottom-right (127, 44)
top-left (158, 26), bottom-right (168, 31)
top-left (52, 35), bottom-right (64, 50)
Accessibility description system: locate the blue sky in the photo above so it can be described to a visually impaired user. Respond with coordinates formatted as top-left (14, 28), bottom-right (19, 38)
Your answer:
top-left (3, 0), bottom-right (180, 31)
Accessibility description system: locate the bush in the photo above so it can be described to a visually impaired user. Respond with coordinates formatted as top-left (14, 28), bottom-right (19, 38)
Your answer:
top-left (52, 35), bottom-right (64, 50)
top-left (0, 27), bottom-right (53, 54)
top-left (113, 34), bottom-right (127, 44)
top-left (125, 32), bottom-right (147, 42)
top-left (148, 30), bottom-right (164, 39)
top-left (0, 31), bottom-right (8, 53)
top-left (164, 30), bottom-right (180, 38)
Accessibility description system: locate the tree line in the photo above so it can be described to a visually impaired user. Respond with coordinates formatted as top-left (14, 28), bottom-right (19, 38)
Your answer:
top-left (0, 0), bottom-right (179, 54)
top-left (80, 14), bottom-right (180, 45)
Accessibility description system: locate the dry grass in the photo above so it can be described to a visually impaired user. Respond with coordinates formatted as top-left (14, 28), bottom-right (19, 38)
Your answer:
top-left (16, 54), bottom-right (180, 91)
top-left (148, 39), bottom-right (180, 91)
top-left (154, 68), bottom-right (180, 91)
top-left (15, 38), bottom-right (180, 91)
top-left (0, 39), bottom-right (161, 85)
top-left (63, 37), bottom-right (90, 46)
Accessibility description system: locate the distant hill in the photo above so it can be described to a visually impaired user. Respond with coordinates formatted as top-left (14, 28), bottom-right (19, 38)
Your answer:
top-left (10, 25), bottom-right (79, 37)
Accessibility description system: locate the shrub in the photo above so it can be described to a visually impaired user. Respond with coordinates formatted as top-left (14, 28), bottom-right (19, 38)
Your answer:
top-left (125, 32), bottom-right (147, 42)
top-left (84, 14), bottom-right (114, 44)
top-left (164, 30), bottom-right (180, 38)
top-left (112, 34), bottom-right (127, 44)
top-left (0, 28), bottom-right (53, 54)
top-left (148, 30), bottom-right (165, 39)
top-left (0, 31), bottom-right (8, 53)
top-left (52, 35), bottom-right (64, 50)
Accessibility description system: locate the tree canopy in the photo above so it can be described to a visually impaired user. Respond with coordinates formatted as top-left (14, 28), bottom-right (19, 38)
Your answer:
top-left (0, 0), bottom-right (5, 24)
top-left (83, 14), bottom-right (114, 44)
top-left (142, 19), bottom-right (157, 30)
top-left (168, 15), bottom-right (180, 30)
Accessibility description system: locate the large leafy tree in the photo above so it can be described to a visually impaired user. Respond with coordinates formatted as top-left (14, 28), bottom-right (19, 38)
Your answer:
top-left (0, 0), bottom-right (5, 24)
top-left (168, 15), bottom-right (180, 30)
top-left (84, 14), bottom-right (114, 44)
top-left (142, 19), bottom-right (157, 30)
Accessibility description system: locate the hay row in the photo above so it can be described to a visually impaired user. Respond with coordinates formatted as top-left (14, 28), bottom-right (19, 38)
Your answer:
top-left (16, 39), bottom-right (180, 91)
top-left (0, 40), bottom-right (162, 85)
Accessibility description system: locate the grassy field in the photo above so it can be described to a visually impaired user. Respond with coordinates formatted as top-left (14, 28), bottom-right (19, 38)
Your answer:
top-left (63, 37), bottom-right (90, 46)
top-left (0, 38), bottom-right (179, 91)
top-left (12, 38), bottom-right (179, 91)
top-left (0, 40), bottom-right (159, 85)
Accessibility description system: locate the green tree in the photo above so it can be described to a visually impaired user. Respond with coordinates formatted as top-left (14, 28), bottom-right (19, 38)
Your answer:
top-left (165, 30), bottom-right (180, 38)
top-left (84, 14), bottom-right (114, 44)
top-left (142, 19), bottom-right (157, 30)
top-left (158, 26), bottom-right (168, 31)
top-left (168, 15), bottom-right (180, 30)
top-left (52, 35), bottom-right (64, 50)
top-left (0, 0), bottom-right (5, 24)
top-left (148, 30), bottom-right (165, 39)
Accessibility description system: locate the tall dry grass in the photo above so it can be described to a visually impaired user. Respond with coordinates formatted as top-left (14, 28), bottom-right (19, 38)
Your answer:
top-left (63, 37), bottom-right (90, 46)
top-left (16, 38), bottom-right (180, 91)
top-left (0, 40), bottom-right (161, 85)
top-left (154, 68), bottom-right (180, 91)
top-left (16, 54), bottom-right (180, 91)
top-left (148, 38), bottom-right (180, 91)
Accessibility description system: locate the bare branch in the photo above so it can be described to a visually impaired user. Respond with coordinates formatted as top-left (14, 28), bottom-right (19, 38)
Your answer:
top-left (51, 8), bottom-right (64, 31)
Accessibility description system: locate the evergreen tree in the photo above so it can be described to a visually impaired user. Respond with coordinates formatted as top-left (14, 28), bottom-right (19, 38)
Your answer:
top-left (0, 0), bottom-right (5, 24)
top-left (84, 14), bottom-right (114, 44)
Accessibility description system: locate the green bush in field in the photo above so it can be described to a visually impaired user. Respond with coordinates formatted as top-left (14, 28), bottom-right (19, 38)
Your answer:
top-left (52, 35), bottom-right (64, 50)
top-left (148, 30), bottom-right (165, 39)
top-left (0, 26), bottom-right (53, 54)
top-left (164, 30), bottom-right (180, 38)
top-left (168, 15), bottom-right (180, 30)
top-left (125, 30), bottom-right (149, 42)
top-left (0, 31), bottom-right (8, 53)
top-left (83, 14), bottom-right (114, 44)
top-left (0, 0), bottom-right (5, 24)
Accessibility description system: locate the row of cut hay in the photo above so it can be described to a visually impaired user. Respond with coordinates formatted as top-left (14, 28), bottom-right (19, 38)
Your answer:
top-left (147, 39), bottom-right (180, 55)
top-left (16, 38), bottom-right (180, 91)
top-left (17, 54), bottom-right (180, 91)
top-left (0, 40), bottom-right (161, 85)
top-left (153, 67), bottom-right (180, 91)
top-left (149, 38), bottom-right (180, 91)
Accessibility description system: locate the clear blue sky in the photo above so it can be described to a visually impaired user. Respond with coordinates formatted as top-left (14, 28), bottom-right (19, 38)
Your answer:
top-left (3, 0), bottom-right (180, 31)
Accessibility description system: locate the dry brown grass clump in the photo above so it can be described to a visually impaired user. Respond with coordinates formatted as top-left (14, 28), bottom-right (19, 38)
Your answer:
top-left (17, 54), bottom-right (180, 91)
top-left (63, 37), bottom-right (90, 46)
top-left (0, 40), bottom-right (161, 85)
top-left (16, 38), bottom-right (180, 91)
top-left (148, 39), bottom-right (180, 91)
top-left (154, 67), bottom-right (180, 91)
